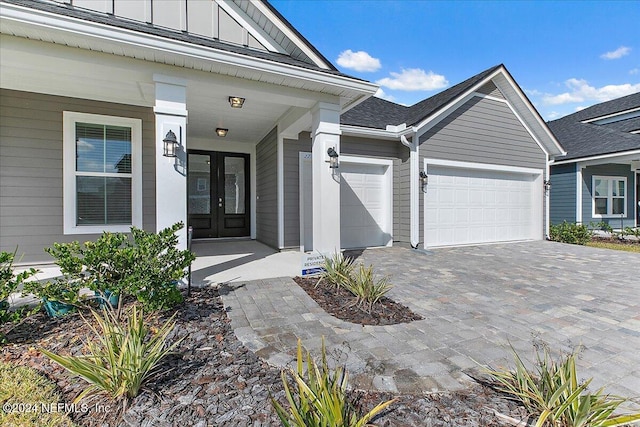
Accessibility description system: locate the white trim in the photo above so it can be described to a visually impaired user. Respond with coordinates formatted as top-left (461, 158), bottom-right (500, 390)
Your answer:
top-left (545, 160), bottom-right (550, 237)
top-left (422, 158), bottom-right (543, 175)
top-left (636, 172), bottom-right (639, 227)
top-left (340, 124), bottom-right (402, 140)
top-left (214, 0), bottom-right (286, 54)
top-left (299, 152), bottom-right (312, 252)
top-left (551, 149), bottom-right (640, 165)
top-left (582, 107), bottom-right (640, 124)
top-left (63, 111), bottom-right (142, 235)
top-left (277, 130), bottom-right (285, 249)
top-left (591, 175), bottom-right (628, 218)
top-left (0, 3), bottom-right (377, 98)
top-left (576, 163), bottom-right (583, 223)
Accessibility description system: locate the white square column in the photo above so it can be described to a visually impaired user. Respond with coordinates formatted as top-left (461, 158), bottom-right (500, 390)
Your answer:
top-left (311, 102), bottom-right (341, 254)
top-left (154, 75), bottom-right (188, 249)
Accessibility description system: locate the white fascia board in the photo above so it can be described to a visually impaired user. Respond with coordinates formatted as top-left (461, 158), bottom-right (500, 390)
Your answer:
top-left (0, 3), bottom-right (377, 98)
top-left (215, 0), bottom-right (286, 54)
top-left (250, 0), bottom-right (333, 70)
top-left (582, 107), bottom-right (640, 124)
top-left (493, 70), bottom-right (566, 157)
top-left (340, 124), bottom-right (415, 141)
top-left (551, 149), bottom-right (640, 166)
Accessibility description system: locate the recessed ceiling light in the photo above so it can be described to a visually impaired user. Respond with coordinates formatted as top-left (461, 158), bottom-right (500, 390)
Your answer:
top-left (228, 96), bottom-right (245, 108)
top-left (216, 128), bottom-right (228, 137)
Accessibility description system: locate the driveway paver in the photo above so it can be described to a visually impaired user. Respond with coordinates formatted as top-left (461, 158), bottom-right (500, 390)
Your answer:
top-left (217, 241), bottom-right (640, 396)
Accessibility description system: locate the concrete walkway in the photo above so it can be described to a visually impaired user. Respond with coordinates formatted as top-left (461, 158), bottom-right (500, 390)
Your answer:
top-left (216, 241), bottom-right (640, 397)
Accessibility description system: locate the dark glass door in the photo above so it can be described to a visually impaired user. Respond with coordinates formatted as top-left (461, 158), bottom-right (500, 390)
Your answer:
top-left (188, 151), bottom-right (250, 238)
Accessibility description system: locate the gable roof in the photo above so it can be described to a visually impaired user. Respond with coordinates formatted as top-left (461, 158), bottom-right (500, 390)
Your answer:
top-left (548, 92), bottom-right (640, 161)
top-left (341, 65), bottom-right (502, 129)
top-left (1, 0), bottom-right (345, 77)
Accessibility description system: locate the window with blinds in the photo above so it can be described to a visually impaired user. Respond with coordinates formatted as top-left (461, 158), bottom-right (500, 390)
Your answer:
top-left (63, 112), bottom-right (142, 235)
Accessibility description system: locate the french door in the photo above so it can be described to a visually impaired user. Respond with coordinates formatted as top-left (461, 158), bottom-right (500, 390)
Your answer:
top-left (188, 151), bottom-right (250, 238)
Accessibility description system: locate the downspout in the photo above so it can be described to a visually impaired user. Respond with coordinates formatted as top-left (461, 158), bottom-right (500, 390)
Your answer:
top-left (545, 157), bottom-right (551, 239)
top-left (400, 131), bottom-right (420, 249)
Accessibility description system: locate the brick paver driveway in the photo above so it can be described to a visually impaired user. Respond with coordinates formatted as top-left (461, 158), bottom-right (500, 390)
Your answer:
top-left (220, 241), bottom-right (640, 397)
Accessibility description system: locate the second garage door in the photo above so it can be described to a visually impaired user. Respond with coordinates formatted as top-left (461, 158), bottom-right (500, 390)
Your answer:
top-left (340, 161), bottom-right (392, 249)
top-left (424, 164), bottom-right (541, 248)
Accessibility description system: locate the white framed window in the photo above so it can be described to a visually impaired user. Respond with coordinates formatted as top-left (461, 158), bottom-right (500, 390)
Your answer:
top-left (592, 175), bottom-right (627, 218)
top-left (63, 112), bottom-right (142, 234)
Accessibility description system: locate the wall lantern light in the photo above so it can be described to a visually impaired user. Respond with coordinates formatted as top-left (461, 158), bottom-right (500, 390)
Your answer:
top-left (216, 128), bottom-right (229, 137)
top-left (544, 179), bottom-right (552, 192)
top-left (327, 147), bottom-right (339, 169)
top-left (228, 96), bottom-right (245, 108)
top-left (162, 130), bottom-right (178, 157)
top-left (419, 170), bottom-right (428, 188)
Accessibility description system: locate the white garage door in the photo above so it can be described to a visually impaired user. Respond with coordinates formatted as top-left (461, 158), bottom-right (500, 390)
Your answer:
top-left (425, 165), bottom-right (541, 247)
top-left (340, 162), bottom-right (392, 249)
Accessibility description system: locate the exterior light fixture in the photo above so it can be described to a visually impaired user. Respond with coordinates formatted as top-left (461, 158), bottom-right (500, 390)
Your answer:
top-left (327, 147), bottom-right (339, 169)
top-left (216, 128), bottom-right (228, 137)
top-left (419, 170), bottom-right (428, 188)
top-left (544, 179), bottom-right (552, 192)
top-left (228, 96), bottom-right (245, 108)
top-left (162, 130), bottom-right (178, 157)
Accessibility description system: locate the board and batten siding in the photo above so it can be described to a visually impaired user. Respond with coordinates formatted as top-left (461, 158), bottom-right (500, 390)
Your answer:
top-left (0, 89), bottom-right (156, 264)
top-left (418, 95), bottom-right (548, 242)
top-left (580, 164), bottom-right (636, 228)
top-left (255, 127), bottom-right (278, 248)
top-left (549, 163), bottom-right (577, 224)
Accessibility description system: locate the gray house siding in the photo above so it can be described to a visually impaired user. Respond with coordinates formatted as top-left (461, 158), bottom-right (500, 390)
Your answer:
top-left (283, 135), bottom-right (311, 248)
top-left (418, 95), bottom-right (548, 243)
top-left (0, 89), bottom-right (156, 264)
top-left (255, 127), bottom-right (278, 248)
top-left (476, 81), bottom-right (505, 99)
top-left (549, 163), bottom-right (577, 224)
top-left (580, 164), bottom-right (636, 228)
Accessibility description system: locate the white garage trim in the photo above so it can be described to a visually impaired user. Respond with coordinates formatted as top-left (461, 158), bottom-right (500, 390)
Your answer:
top-left (423, 158), bottom-right (544, 248)
top-left (299, 153), bottom-right (393, 252)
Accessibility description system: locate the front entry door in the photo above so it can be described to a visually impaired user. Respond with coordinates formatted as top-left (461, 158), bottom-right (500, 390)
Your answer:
top-left (188, 151), bottom-right (250, 238)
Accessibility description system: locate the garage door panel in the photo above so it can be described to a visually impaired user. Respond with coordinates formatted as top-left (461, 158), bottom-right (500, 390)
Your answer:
top-left (425, 164), bottom-right (539, 247)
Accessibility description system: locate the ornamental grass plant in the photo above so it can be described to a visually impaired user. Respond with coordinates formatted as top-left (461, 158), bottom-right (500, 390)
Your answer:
top-left (482, 343), bottom-right (640, 427)
top-left (340, 264), bottom-right (393, 314)
top-left (41, 305), bottom-right (181, 403)
top-left (271, 338), bottom-right (395, 427)
top-left (317, 252), bottom-right (355, 290)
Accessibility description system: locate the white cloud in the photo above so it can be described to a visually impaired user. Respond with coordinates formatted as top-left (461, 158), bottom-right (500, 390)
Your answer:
top-left (374, 88), bottom-right (395, 102)
top-left (377, 68), bottom-right (448, 91)
top-left (630, 68), bottom-right (639, 75)
top-left (600, 46), bottom-right (631, 60)
top-left (336, 50), bottom-right (381, 72)
top-left (545, 111), bottom-right (562, 120)
top-left (542, 78), bottom-right (640, 105)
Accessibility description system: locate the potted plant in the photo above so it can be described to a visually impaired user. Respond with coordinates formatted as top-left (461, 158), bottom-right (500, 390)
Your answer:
top-left (23, 278), bottom-right (84, 318)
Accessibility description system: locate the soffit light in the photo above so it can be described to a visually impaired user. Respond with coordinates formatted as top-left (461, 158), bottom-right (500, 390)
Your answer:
top-left (228, 96), bottom-right (245, 108)
top-left (216, 128), bottom-right (229, 137)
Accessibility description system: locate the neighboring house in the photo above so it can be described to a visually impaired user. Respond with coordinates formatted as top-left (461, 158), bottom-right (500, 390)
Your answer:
top-left (0, 0), bottom-right (564, 265)
top-left (548, 93), bottom-right (640, 229)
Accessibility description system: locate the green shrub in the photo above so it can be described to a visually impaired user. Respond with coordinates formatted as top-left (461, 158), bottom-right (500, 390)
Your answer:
top-left (1, 250), bottom-right (39, 341)
top-left (482, 344), bottom-right (640, 427)
top-left (0, 361), bottom-right (77, 426)
top-left (589, 221), bottom-right (614, 233)
top-left (271, 338), bottom-right (395, 427)
top-left (33, 222), bottom-right (195, 315)
top-left (341, 264), bottom-right (393, 313)
top-left (549, 221), bottom-right (593, 245)
top-left (41, 306), bottom-right (181, 401)
top-left (317, 252), bottom-right (355, 290)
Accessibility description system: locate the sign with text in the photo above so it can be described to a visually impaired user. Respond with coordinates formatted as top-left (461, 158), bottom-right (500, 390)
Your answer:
top-left (301, 252), bottom-right (327, 276)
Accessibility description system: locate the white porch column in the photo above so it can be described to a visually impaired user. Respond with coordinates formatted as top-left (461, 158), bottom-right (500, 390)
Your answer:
top-left (154, 75), bottom-right (188, 249)
top-left (311, 102), bottom-right (341, 254)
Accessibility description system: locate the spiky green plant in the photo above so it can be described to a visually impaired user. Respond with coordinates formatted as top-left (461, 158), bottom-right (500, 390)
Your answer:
top-left (317, 252), bottom-right (355, 290)
top-left (482, 344), bottom-right (640, 427)
top-left (271, 338), bottom-right (396, 427)
top-left (41, 306), bottom-right (181, 402)
top-left (340, 264), bottom-right (393, 313)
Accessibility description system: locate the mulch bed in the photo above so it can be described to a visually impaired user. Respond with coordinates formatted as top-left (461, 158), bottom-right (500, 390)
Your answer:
top-left (1, 287), bottom-right (524, 426)
top-left (293, 276), bottom-right (423, 326)
top-left (591, 235), bottom-right (640, 246)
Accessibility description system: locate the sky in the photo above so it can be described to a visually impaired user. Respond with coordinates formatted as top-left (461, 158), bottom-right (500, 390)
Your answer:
top-left (270, 0), bottom-right (640, 121)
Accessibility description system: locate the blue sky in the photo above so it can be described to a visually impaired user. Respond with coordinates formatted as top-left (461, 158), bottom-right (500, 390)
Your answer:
top-left (271, 0), bottom-right (640, 121)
